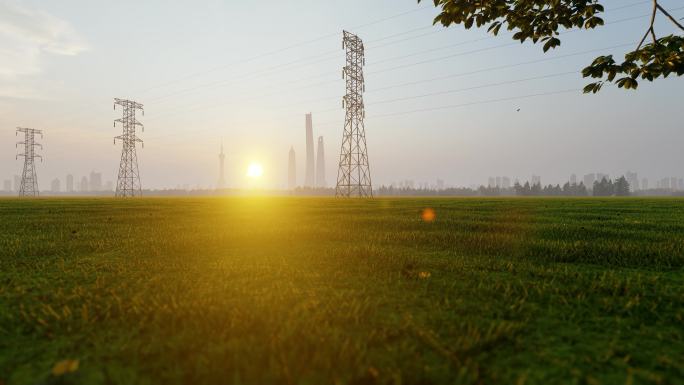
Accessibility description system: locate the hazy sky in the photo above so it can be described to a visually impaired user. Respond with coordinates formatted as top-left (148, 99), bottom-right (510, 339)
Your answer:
top-left (1, 0), bottom-right (682, 190)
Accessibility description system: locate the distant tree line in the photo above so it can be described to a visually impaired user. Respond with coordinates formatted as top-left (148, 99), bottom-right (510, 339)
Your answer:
top-left (356, 177), bottom-right (632, 197)
top-left (592, 176), bottom-right (630, 196)
top-left (514, 181), bottom-right (588, 196)
top-left (513, 176), bottom-right (631, 197)
top-left (376, 186), bottom-right (478, 196)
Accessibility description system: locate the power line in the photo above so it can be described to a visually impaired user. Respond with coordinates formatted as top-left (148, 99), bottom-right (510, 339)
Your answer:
top-left (367, 43), bottom-right (634, 93)
top-left (308, 88), bottom-right (585, 129)
top-left (37, 5), bottom-right (439, 126)
top-left (144, 69), bottom-right (581, 142)
top-left (43, 2), bottom-right (662, 127)
top-left (139, 0), bottom-right (648, 97)
top-left (145, 6), bottom-right (676, 110)
top-left (143, 26), bottom-right (456, 105)
top-left (368, 71), bottom-right (578, 106)
top-left (364, 5), bottom-right (684, 76)
top-left (136, 5), bottom-right (433, 96)
top-left (369, 88), bottom-right (581, 120)
top-left (146, 41), bottom-right (634, 125)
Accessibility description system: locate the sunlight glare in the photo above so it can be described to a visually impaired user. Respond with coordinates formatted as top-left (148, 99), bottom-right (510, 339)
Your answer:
top-left (246, 163), bottom-right (264, 179)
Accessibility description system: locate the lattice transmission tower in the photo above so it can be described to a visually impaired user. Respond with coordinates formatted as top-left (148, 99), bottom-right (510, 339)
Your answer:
top-left (336, 30), bottom-right (372, 198)
top-left (16, 127), bottom-right (43, 197)
top-left (113, 98), bottom-right (145, 197)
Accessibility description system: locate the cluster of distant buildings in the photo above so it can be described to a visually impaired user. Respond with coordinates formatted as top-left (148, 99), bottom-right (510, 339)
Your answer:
top-left (287, 113), bottom-right (327, 190)
top-left (1, 171), bottom-right (113, 195)
top-left (484, 171), bottom-right (684, 193)
top-left (379, 171), bottom-right (684, 197)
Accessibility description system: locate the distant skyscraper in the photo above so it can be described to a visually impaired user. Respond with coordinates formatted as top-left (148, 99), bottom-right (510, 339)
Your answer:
top-left (66, 174), bottom-right (74, 193)
top-left (625, 171), bottom-right (639, 191)
top-left (495, 176), bottom-right (502, 188)
top-left (51, 178), bottom-right (61, 193)
top-left (531, 175), bottom-right (541, 186)
top-left (315, 136), bottom-right (326, 188)
top-left (671, 177), bottom-right (678, 191)
top-left (80, 176), bottom-right (89, 192)
top-left (570, 174), bottom-right (577, 185)
top-left (304, 113), bottom-right (315, 187)
top-left (3, 180), bottom-right (11, 192)
top-left (218, 142), bottom-right (226, 189)
top-left (583, 173), bottom-right (596, 189)
top-left (89, 171), bottom-right (102, 191)
top-left (488, 177), bottom-right (495, 188)
top-left (288, 146), bottom-right (296, 190)
top-left (660, 178), bottom-right (670, 189)
top-left (642, 178), bottom-right (649, 190)
top-left (502, 177), bottom-right (511, 189)
top-left (597, 173), bottom-right (609, 183)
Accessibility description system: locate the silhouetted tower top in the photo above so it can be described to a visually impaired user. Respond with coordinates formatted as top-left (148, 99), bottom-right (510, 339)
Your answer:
top-left (316, 136), bottom-right (326, 188)
top-left (288, 146), bottom-right (296, 190)
top-left (305, 113), bottom-right (315, 188)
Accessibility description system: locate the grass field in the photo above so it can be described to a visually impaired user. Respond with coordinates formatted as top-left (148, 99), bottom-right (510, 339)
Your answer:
top-left (1, 197), bottom-right (683, 385)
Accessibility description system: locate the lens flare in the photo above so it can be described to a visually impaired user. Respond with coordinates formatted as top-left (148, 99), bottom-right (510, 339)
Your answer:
top-left (421, 208), bottom-right (436, 222)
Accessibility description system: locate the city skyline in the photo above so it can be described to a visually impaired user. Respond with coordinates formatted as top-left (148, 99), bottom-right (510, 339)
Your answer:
top-left (0, 0), bottom-right (683, 190)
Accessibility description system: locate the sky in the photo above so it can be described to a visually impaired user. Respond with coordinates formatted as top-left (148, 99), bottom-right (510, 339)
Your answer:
top-left (0, 0), bottom-right (682, 190)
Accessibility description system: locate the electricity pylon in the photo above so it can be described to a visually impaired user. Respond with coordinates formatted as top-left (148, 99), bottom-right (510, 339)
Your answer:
top-left (16, 127), bottom-right (43, 197)
top-left (336, 30), bottom-right (372, 198)
top-left (113, 98), bottom-right (144, 197)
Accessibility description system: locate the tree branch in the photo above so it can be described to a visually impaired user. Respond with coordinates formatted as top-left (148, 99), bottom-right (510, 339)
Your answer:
top-left (637, 0), bottom-right (659, 50)
top-left (656, 3), bottom-right (684, 31)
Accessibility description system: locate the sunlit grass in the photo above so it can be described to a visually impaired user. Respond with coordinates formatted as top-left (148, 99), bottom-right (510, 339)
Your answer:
top-left (0, 197), bottom-right (683, 385)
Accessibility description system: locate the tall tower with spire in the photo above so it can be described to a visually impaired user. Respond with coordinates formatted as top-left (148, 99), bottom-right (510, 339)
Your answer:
top-left (288, 146), bottom-right (296, 190)
top-left (217, 141), bottom-right (226, 189)
top-left (316, 136), bottom-right (326, 188)
top-left (305, 113), bottom-right (315, 187)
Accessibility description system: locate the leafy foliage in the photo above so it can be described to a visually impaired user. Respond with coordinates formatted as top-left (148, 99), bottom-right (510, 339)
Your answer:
top-left (583, 35), bottom-right (684, 93)
top-left (418, 0), bottom-right (684, 92)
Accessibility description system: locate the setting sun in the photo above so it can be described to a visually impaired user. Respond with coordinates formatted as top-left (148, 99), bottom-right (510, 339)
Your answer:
top-left (246, 163), bottom-right (264, 179)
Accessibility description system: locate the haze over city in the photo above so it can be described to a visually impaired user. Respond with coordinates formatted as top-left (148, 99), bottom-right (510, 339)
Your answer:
top-left (3, 1), bottom-right (684, 384)
top-left (1, 0), bottom-right (682, 191)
